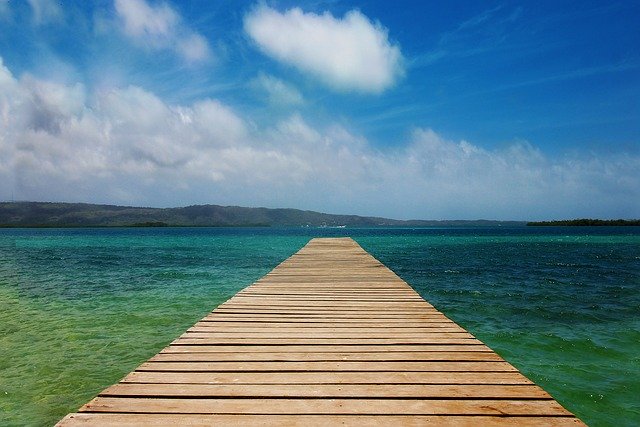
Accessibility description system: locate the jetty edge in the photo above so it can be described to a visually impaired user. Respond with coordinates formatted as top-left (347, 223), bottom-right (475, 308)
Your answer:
top-left (57, 237), bottom-right (584, 426)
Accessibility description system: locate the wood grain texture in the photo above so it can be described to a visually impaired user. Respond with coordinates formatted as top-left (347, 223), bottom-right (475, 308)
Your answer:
top-left (57, 237), bottom-right (584, 426)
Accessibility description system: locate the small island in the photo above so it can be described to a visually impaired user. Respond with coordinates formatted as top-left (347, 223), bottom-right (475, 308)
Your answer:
top-left (527, 219), bottom-right (640, 226)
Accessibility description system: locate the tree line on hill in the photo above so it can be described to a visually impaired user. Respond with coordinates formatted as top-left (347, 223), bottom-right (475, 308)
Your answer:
top-left (527, 219), bottom-right (640, 226)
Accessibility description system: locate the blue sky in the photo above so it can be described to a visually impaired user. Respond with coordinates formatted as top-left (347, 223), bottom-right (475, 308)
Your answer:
top-left (0, 0), bottom-right (638, 220)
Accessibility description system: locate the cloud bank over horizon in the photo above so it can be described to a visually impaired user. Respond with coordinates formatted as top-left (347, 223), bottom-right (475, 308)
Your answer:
top-left (1, 56), bottom-right (637, 220)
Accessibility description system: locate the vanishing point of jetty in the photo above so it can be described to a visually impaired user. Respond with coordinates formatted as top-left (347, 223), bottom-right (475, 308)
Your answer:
top-left (58, 237), bottom-right (583, 425)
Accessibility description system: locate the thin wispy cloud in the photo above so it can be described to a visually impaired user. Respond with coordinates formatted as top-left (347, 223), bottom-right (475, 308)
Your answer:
top-left (442, 4), bottom-right (504, 41)
top-left (495, 61), bottom-right (640, 91)
top-left (411, 5), bottom-right (523, 68)
top-left (0, 1), bottom-right (13, 21)
top-left (251, 73), bottom-right (304, 106)
top-left (114, 0), bottom-right (211, 64)
top-left (27, 0), bottom-right (63, 25)
top-left (244, 4), bottom-right (403, 93)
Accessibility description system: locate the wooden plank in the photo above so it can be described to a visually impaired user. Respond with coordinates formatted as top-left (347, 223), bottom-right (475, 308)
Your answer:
top-left (204, 313), bottom-right (450, 319)
top-left (150, 351), bottom-right (503, 362)
top-left (181, 331), bottom-right (474, 338)
top-left (160, 344), bottom-right (493, 353)
top-left (121, 371), bottom-right (534, 385)
top-left (100, 383), bottom-right (551, 399)
top-left (58, 413), bottom-right (584, 427)
top-left (210, 308), bottom-right (444, 313)
top-left (172, 338), bottom-right (482, 345)
top-left (210, 310), bottom-right (443, 315)
top-left (81, 397), bottom-right (574, 416)
top-left (220, 301), bottom-right (432, 306)
top-left (192, 321), bottom-right (461, 327)
top-left (186, 326), bottom-right (468, 333)
top-left (57, 237), bottom-right (583, 426)
top-left (135, 361), bottom-right (518, 372)
top-left (201, 316), bottom-right (454, 322)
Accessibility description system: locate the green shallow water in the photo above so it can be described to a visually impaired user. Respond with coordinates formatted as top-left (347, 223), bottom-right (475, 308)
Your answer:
top-left (0, 227), bottom-right (638, 426)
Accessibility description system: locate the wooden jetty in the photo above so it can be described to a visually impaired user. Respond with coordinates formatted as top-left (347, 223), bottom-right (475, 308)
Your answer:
top-left (58, 237), bottom-right (583, 426)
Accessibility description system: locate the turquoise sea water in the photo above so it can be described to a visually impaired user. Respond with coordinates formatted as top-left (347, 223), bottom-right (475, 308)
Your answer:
top-left (0, 227), bottom-right (638, 426)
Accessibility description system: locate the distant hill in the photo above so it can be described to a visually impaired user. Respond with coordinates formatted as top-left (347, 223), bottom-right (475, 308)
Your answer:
top-left (527, 219), bottom-right (640, 226)
top-left (0, 202), bottom-right (526, 228)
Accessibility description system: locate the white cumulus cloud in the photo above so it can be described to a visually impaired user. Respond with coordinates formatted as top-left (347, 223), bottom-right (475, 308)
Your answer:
top-left (244, 5), bottom-right (403, 93)
top-left (114, 0), bottom-right (211, 64)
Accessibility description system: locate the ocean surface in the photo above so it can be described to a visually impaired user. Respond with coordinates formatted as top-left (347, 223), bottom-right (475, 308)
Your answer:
top-left (0, 226), bottom-right (638, 426)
